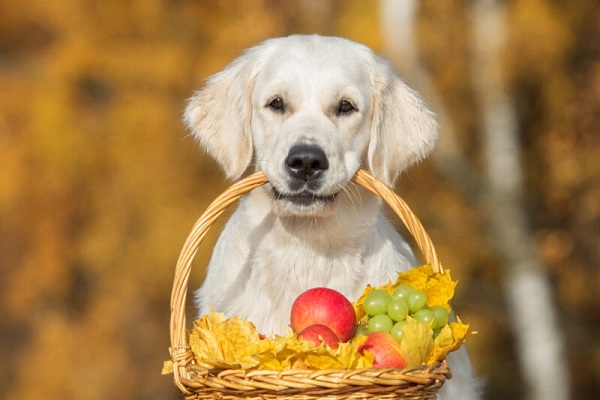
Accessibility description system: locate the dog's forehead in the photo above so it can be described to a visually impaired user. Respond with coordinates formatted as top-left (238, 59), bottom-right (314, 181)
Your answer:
top-left (255, 39), bottom-right (373, 95)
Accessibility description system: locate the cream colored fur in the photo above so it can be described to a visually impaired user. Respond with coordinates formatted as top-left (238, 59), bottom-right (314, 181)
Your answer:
top-left (185, 34), bottom-right (479, 399)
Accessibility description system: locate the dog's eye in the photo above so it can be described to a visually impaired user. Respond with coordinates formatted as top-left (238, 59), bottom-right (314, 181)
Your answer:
top-left (268, 97), bottom-right (285, 111)
top-left (337, 100), bottom-right (356, 114)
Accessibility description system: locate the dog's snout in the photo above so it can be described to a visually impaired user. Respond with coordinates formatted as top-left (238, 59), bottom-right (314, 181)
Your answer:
top-left (285, 145), bottom-right (329, 181)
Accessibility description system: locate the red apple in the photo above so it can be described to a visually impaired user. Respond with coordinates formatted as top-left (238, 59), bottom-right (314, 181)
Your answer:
top-left (290, 287), bottom-right (357, 342)
top-left (357, 332), bottom-right (406, 368)
top-left (297, 324), bottom-right (340, 349)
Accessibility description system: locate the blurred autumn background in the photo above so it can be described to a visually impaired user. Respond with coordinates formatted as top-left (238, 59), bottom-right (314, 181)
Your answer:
top-left (0, 0), bottom-right (598, 399)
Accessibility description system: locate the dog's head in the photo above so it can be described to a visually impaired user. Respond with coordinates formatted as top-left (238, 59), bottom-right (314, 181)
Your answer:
top-left (185, 35), bottom-right (438, 217)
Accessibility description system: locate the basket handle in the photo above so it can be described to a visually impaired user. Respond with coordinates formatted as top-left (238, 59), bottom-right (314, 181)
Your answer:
top-left (169, 169), bottom-right (442, 392)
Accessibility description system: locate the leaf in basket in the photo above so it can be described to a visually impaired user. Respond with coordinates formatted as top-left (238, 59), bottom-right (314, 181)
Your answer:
top-left (303, 350), bottom-right (344, 370)
top-left (291, 336), bottom-right (374, 370)
top-left (353, 284), bottom-right (373, 321)
top-left (255, 348), bottom-right (295, 370)
top-left (256, 333), bottom-right (314, 370)
top-left (394, 265), bottom-right (456, 310)
top-left (450, 317), bottom-right (470, 342)
top-left (429, 325), bottom-right (454, 363)
top-left (161, 360), bottom-right (174, 375)
top-left (189, 311), bottom-right (272, 370)
top-left (399, 316), bottom-right (434, 366)
top-left (426, 318), bottom-right (471, 364)
top-left (335, 335), bottom-right (374, 369)
top-left (254, 331), bottom-right (373, 371)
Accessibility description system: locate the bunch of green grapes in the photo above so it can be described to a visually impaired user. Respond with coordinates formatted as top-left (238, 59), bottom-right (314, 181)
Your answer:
top-left (357, 284), bottom-right (450, 343)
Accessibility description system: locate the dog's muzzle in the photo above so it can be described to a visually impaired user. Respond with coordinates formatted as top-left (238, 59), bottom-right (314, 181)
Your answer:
top-left (269, 144), bottom-right (338, 216)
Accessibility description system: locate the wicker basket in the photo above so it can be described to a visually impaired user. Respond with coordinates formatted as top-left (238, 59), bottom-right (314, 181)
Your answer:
top-left (170, 169), bottom-right (452, 399)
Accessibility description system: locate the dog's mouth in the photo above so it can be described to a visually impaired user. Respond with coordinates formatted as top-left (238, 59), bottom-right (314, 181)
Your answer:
top-left (272, 188), bottom-right (338, 206)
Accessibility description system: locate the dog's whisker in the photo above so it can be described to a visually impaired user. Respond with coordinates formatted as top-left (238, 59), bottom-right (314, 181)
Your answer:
top-left (342, 181), bottom-right (363, 216)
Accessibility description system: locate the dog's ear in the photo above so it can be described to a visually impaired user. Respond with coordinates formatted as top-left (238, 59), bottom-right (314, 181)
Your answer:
top-left (368, 58), bottom-right (439, 186)
top-left (184, 49), bottom-right (261, 180)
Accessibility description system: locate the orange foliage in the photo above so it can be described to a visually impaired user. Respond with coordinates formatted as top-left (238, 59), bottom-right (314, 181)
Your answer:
top-left (0, 1), bottom-right (598, 399)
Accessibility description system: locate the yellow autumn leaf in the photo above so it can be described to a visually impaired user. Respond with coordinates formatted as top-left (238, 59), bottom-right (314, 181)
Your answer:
top-left (429, 325), bottom-right (454, 363)
top-left (302, 350), bottom-right (344, 370)
top-left (161, 360), bottom-right (173, 375)
top-left (261, 331), bottom-right (374, 371)
top-left (189, 311), bottom-right (273, 370)
top-left (336, 336), bottom-right (374, 369)
top-left (399, 316), bottom-right (434, 366)
top-left (427, 318), bottom-right (471, 363)
top-left (353, 283), bottom-right (375, 322)
top-left (394, 265), bottom-right (456, 310)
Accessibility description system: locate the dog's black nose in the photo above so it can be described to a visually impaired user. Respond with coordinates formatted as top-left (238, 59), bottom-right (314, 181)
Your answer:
top-left (285, 145), bottom-right (329, 181)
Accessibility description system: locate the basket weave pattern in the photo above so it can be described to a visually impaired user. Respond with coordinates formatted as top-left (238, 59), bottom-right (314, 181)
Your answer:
top-left (170, 169), bottom-right (450, 399)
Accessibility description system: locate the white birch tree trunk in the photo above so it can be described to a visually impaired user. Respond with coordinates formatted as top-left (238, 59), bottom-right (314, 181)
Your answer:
top-left (471, 1), bottom-right (569, 399)
top-left (380, 1), bottom-right (571, 399)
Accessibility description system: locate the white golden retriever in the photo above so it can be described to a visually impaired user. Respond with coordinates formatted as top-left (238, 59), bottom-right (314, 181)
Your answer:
top-left (185, 34), bottom-right (479, 399)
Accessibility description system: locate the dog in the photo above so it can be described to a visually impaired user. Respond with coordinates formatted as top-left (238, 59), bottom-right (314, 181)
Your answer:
top-left (184, 34), bottom-right (479, 399)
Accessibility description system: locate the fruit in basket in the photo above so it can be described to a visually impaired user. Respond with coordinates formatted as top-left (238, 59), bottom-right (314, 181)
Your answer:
top-left (297, 324), bottom-right (340, 349)
top-left (363, 289), bottom-right (391, 316)
top-left (406, 289), bottom-right (428, 313)
top-left (353, 265), bottom-right (471, 367)
top-left (390, 321), bottom-right (406, 342)
top-left (387, 298), bottom-right (409, 321)
top-left (357, 332), bottom-right (406, 368)
top-left (430, 305), bottom-right (450, 329)
top-left (291, 287), bottom-right (356, 342)
top-left (366, 314), bottom-right (394, 333)
top-left (391, 283), bottom-right (414, 301)
top-left (357, 271), bottom-right (456, 342)
top-left (165, 265), bottom-right (470, 374)
top-left (413, 309), bottom-right (435, 325)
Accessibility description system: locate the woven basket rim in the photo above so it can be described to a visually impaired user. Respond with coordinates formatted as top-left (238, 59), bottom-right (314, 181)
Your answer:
top-left (169, 169), bottom-right (447, 397)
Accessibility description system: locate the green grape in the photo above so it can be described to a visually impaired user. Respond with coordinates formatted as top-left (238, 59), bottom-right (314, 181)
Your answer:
top-left (413, 309), bottom-right (435, 325)
top-left (367, 314), bottom-right (394, 333)
top-left (387, 298), bottom-right (409, 322)
top-left (354, 325), bottom-right (369, 337)
top-left (430, 305), bottom-right (450, 329)
top-left (391, 283), bottom-right (415, 301)
top-left (407, 289), bottom-right (428, 313)
top-left (390, 321), bottom-right (406, 343)
top-left (363, 289), bottom-right (391, 316)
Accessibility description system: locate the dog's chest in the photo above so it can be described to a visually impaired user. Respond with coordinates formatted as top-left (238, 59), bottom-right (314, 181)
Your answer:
top-left (204, 202), bottom-right (414, 336)
top-left (234, 246), bottom-right (366, 335)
